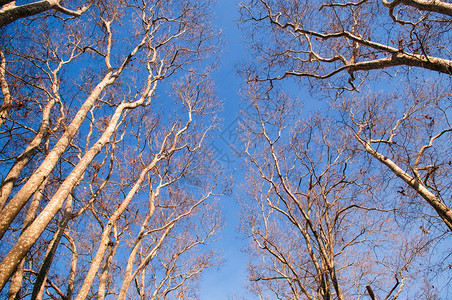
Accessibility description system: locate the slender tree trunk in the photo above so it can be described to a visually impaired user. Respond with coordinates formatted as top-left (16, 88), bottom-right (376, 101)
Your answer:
top-left (117, 196), bottom-right (157, 300)
top-left (0, 32), bottom-right (154, 290)
top-left (0, 50), bottom-right (12, 129)
top-left (66, 233), bottom-right (78, 300)
top-left (118, 225), bottom-right (173, 300)
top-left (0, 26), bottom-right (152, 240)
top-left (31, 194), bottom-right (74, 300)
top-left (97, 233), bottom-right (119, 300)
top-left (0, 82), bottom-right (139, 291)
top-left (0, 97), bottom-right (57, 209)
top-left (0, 71), bottom-right (114, 240)
top-left (139, 269), bottom-right (146, 300)
top-left (74, 158), bottom-right (159, 300)
top-left (7, 179), bottom-right (46, 300)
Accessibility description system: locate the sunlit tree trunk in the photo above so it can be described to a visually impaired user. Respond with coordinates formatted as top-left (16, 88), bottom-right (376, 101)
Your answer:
top-left (7, 179), bottom-right (47, 300)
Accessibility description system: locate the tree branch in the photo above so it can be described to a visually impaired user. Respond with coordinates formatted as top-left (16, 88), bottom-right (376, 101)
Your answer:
top-left (0, 0), bottom-right (93, 28)
top-left (382, 0), bottom-right (452, 17)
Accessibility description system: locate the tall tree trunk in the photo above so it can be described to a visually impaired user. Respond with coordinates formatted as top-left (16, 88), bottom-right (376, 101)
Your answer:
top-left (97, 231), bottom-right (119, 300)
top-left (0, 78), bottom-right (157, 291)
top-left (0, 72), bottom-right (114, 240)
top-left (66, 233), bottom-right (78, 300)
top-left (74, 158), bottom-right (159, 300)
top-left (0, 50), bottom-right (12, 129)
top-left (31, 194), bottom-right (74, 300)
top-left (0, 97), bottom-right (56, 209)
top-left (7, 179), bottom-right (47, 300)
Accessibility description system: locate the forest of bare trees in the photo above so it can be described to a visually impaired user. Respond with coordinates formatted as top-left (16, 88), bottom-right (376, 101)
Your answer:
top-left (0, 0), bottom-right (450, 299)
top-left (239, 0), bottom-right (451, 298)
top-left (0, 0), bottom-right (226, 299)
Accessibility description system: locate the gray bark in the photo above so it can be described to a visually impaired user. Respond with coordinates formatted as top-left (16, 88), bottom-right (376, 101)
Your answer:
top-left (66, 234), bottom-right (78, 300)
top-left (74, 158), bottom-right (160, 300)
top-left (0, 25), bottom-right (151, 291)
top-left (118, 225), bottom-right (173, 300)
top-left (0, 73), bottom-right (157, 292)
top-left (117, 189), bottom-right (158, 300)
top-left (97, 235), bottom-right (119, 300)
top-left (31, 194), bottom-right (74, 300)
top-left (0, 0), bottom-right (92, 28)
top-left (7, 180), bottom-right (45, 300)
top-left (0, 51), bottom-right (12, 129)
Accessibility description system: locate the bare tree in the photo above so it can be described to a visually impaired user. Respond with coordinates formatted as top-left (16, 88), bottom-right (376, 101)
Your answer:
top-left (130, 200), bottom-right (222, 300)
top-left (240, 82), bottom-right (438, 299)
top-left (239, 0), bottom-right (452, 234)
top-left (240, 0), bottom-right (451, 87)
top-left (0, 0), bottom-right (222, 297)
top-left (336, 83), bottom-right (452, 231)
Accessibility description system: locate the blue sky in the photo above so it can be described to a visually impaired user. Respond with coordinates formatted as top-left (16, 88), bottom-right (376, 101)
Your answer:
top-left (199, 1), bottom-right (254, 299)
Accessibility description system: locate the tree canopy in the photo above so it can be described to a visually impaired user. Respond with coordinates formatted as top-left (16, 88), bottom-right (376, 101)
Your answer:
top-left (0, 0), bottom-right (451, 299)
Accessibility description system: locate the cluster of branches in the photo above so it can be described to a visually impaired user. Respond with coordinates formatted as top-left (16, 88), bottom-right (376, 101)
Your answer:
top-left (240, 85), bottom-right (436, 299)
top-left (240, 0), bottom-right (451, 88)
top-left (0, 0), bottom-right (225, 299)
top-left (239, 0), bottom-right (451, 299)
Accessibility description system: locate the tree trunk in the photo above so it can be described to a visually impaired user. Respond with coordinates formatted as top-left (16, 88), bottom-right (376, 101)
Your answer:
top-left (0, 71), bottom-right (114, 240)
top-left (0, 50), bottom-right (12, 129)
top-left (31, 194), bottom-right (74, 300)
top-left (97, 234), bottom-right (118, 300)
top-left (0, 97), bottom-right (56, 209)
top-left (7, 179), bottom-right (47, 300)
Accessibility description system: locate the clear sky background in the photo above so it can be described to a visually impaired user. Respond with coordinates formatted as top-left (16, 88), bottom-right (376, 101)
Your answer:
top-left (199, 1), bottom-right (254, 299)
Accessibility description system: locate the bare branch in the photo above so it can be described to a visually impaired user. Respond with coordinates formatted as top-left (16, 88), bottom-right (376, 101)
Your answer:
top-left (0, 0), bottom-right (94, 28)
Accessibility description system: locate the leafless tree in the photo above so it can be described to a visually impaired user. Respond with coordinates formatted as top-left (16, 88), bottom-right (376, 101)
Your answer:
top-left (240, 0), bottom-right (451, 87)
top-left (239, 0), bottom-right (452, 233)
top-left (0, 0), bottom-right (223, 297)
top-left (131, 200), bottom-right (222, 300)
top-left (336, 83), bottom-right (452, 231)
top-left (240, 82), bottom-right (438, 299)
